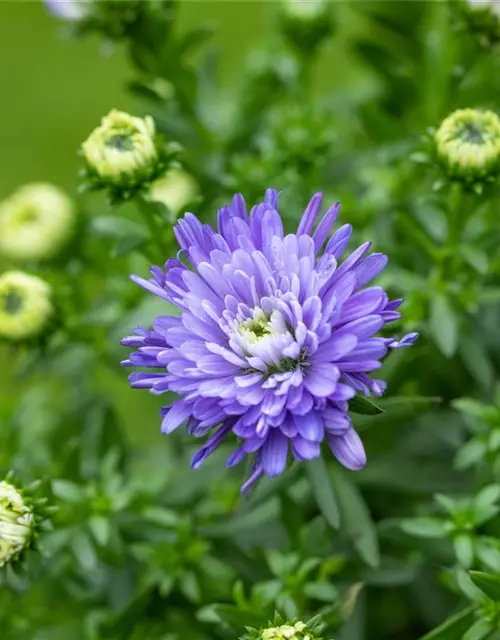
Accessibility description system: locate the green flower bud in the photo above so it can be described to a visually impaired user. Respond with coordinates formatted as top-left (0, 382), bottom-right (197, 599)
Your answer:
top-left (149, 169), bottom-right (197, 219)
top-left (0, 271), bottom-right (54, 343)
top-left (0, 482), bottom-right (34, 567)
top-left (245, 619), bottom-right (324, 640)
top-left (81, 109), bottom-right (174, 202)
top-left (435, 108), bottom-right (500, 183)
top-left (0, 183), bottom-right (75, 262)
top-left (279, 0), bottom-right (334, 55)
top-left (462, 0), bottom-right (500, 44)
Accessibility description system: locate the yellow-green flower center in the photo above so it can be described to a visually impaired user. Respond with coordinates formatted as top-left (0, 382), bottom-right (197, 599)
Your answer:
top-left (2, 289), bottom-right (23, 315)
top-left (242, 314), bottom-right (273, 340)
top-left (458, 121), bottom-right (486, 144)
top-left (105, 134), bottom-right (135, 152)
top-left (435, 108), bottom-right (500, 180)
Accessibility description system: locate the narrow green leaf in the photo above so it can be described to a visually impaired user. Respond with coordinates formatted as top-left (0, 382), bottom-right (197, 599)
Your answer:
top-left (306, 457), bottom-right (340, 529)
top-left (475, 538), bottom-right (500, 573)
top-left (429, 294), bottom-right (458, 358)
top-left (349, 396), bottom-right (384, 416)
top-left (470, 571), bottom-right (500, 602)
top-left (418, 606), bottom-right (476, 639)
top-left (401, 517), bottom-right (448, 539)
top-left (88, 515), bottom-right (111, 547)
top-left (459, 332), bottom-right (495, 392)
top-left (454, 535), bottom-right (474, 569)
top-left (112, 234), bottom-right (147, 258)
top-left (463, 619), bottom-right (494, 640)
top-left (455, 440), bottom-right (487, 470)
top-left (461, 246), bottom-right (489, 275)
top-left (331, 466), bottom-right (380, 568)
top-left (452, 399), bottom-right (492, 421)
top-left (91, 216), bottom-right (147, 239)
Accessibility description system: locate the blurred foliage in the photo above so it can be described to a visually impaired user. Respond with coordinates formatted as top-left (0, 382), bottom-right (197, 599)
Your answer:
top-left (3, 1), bottom-right (500, 639)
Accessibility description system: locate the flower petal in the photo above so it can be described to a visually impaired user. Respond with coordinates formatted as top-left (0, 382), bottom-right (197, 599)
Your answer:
top-left (327, 428), bottom-right (366, 470)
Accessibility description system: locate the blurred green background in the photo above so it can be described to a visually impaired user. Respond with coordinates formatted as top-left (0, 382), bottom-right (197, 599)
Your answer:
top-left (0, 2), bottom-right (372, 198)
top-left (0, 1), bottom-right (372, 442)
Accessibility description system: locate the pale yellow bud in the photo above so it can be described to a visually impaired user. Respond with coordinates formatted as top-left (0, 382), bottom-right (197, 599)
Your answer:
top-left (149, 169), bottom-right (197, 217)
top-left (283, 0), bottom-right (328, 20)
top-left (82, 109), bottom-right (159, 186)
top-left (0, 482), bottom-right (34, 566)
top-left (0, 183), bottom-right (75, 262)
top-left (0, 271), bottom-right (54, 342)
top-left (435, 108), bottom-right (500, 182)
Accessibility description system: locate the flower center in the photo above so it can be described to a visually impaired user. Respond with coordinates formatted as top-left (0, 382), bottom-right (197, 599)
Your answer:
top-left (15, 205), bottom-right (38, 224)
top-left (105, 134), bottom-right (135, 152)
top-left (239, 310), bottom-right (273, 343)
top-left (1, 289), bottom-right (23, 315)
top-left (458, 121), bottom-right (486, 145)
top-left (231, 306), bottom-right (307, 376)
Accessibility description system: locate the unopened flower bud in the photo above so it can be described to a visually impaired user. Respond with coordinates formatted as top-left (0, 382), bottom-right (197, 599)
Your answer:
top-left (0, 271), bottom-right (54, 343)
top-left (0, 482), bottom-right (34, 567)
top-left (149, 169), bottom-right (197, 219)
top-left (280, 0), bottom-right (334, 55)
top-left (462, 0), bottom-right (500, 44)
top-left (435, 108), bottom-right (500, 183)
top-left (44, 0), bottom-right (89, 21)
top-left (246, 620), bottom-right (320, 640)
top-left (0, 183), bottom-right (75, 262)
top-left (81, 109), bottom-right (172, 201)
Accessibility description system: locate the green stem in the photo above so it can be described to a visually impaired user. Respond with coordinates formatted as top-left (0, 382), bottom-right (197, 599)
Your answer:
top-left (136, 196), bottom-right (168, 264)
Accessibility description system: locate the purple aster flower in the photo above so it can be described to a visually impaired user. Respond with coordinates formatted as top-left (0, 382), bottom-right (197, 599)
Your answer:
top-left (122, 189), bottom-right (417, 492)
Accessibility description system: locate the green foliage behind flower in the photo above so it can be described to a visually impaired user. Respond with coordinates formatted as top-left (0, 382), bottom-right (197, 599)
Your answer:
top-left (3, 1), bottom-right (500, 639)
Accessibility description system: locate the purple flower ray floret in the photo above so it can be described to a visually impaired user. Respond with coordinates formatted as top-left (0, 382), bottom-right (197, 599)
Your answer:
top-left (122, 189), bottom-right (417, 491)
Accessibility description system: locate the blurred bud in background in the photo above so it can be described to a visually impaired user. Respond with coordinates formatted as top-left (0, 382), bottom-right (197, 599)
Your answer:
top-left (81, 109), bottom-right (176, 203)
top-left (0, 271), bottom-right (55, 343)
top-left (0, 183), bottom-right (75, 262)
top-left (44, 0), bottom-right (175, 43)
top-left (44, 0), bottom-right (89, 22)
top-left (279, 0), bottom-right (335, 57)
top-left (434, 108), bottom-right (500, 184)
top-left (462, 0), bottom-right (500, 44)
top-left (149, 168), bottom-right (198, 221)
top-left (244, 618), bottom-right (325, 640)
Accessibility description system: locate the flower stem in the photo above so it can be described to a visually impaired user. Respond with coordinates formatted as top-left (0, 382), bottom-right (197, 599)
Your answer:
top-left (136, 196), bottom-right (168, 264)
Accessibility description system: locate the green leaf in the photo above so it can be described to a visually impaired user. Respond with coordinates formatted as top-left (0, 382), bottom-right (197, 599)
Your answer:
top-left (349, 396), bottom-right (384, 416)
top-left (306, 457), bottom-right (340, 529)
top-left (429, 294), bottom-right (458, 358)
top-left (88, 515), bottom-right (111, 547)
top-left (401, 517), bottom-right (448, 539)
top-left (459, 332), bottom-right (495, 392)
top-left (51, 480), bottom-right (84, 504)
top-left (475, 538), bottom-right (500, 573)
top-left (474, 484), bottom-right (500, 509)
top-left (454, 535), bottom-right (475, 569)
top-left (112, 234), bottom-right (147, 258)
top-left (463, 619), bottom-right (494, 640)
top-left (418, 606), bottom-right (476, 639)
top-left (179, 571), bottom-right (201, 603)
top-left (90, 216), bottom-right (148, 240)
top-left (317, 583), bottom-right (364, 630)
top-left (461, 246), bottom-right (489, 275)
top-left (200, 604), bottom-right (268, 631)
top-left (455, 440), bottom-right (487, 470)
top-left (470, 571), bottom-right (500, 601)
top-left (452, 399), bottom-right (492, 421)
top-left (479, 287), bottom-right (500, 304)
top-left (331, 466), bottom-right (380, 568)
top-left (304, 581), bottom-right (339, 602)
top-left (279, 492), bottom-right (302, 546)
